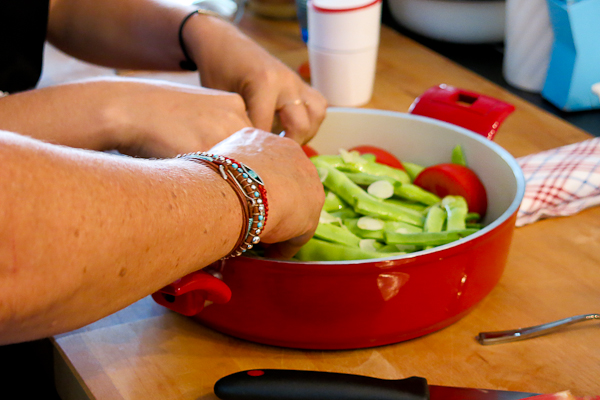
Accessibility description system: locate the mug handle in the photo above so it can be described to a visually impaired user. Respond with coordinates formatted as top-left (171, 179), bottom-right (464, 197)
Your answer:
top-left (152, 270), bottom-right (232, 316)
top-left (408, 84), bottom-right (515, 141)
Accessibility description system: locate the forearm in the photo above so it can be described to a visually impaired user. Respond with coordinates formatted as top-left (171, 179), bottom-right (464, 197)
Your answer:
top-left (0, 80), bottom-right (121, 150)
top-left (0, 130), bottom-right (242, 344)
top-left (48, 0), bottom-right (194, 70)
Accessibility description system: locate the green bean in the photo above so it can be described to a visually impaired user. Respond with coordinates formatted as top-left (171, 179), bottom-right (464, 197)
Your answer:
top-left (423, 204), bottom-right (446, 250)
top-left (401, 161), bottom-right (425, 181)
top-left (393, 182), bottom-right (441, 206)
top-left (330, 208), bottom-right (360, 219)
top-left (314, 223), bottom-right (362, 247)
top-left (294, 238), bottom-right (404, 261)
top-left (323, 191), bottom-right (347, 212)
top-left (344, 172), bottom-right (396, 186)
top-left (384, 220), bottom-right (423, 234)
top-left (313, 160), bottom-right (371, 207)
top-left (442, 195), bottom-right (468, 231)
top-left (424, 205), bottom-right (446, 233)
top-left (355, 197), bottom-right (424, 227)
top-left (385, 229), bottom-right (478, 246)
top-left (379, 243), bottom-right (422, 253)
top-left (466, 212), bottom-right (481, 222)
top-left (452, 145), bottom-right (467, 166)
top-left (310, 155), bottom-right (346, 168)
top-left (345, 161), bottom-right (410, 184)
top-left (343, 218), bottom-right (385, 240)
top-left (383, 198), bottom-right (428, 213)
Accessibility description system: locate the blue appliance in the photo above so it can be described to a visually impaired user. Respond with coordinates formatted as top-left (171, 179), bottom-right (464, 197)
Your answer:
top-left (542, 0), bottom-right (600, 111)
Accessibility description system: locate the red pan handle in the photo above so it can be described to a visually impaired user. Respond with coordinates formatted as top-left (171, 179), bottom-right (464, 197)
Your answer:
top-left (151, 270), bottom-right (232, 316)
top-left (409, 84), bottom-right (515, 140)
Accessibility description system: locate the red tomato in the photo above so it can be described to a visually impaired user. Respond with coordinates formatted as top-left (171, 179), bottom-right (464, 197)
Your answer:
top-left (302, 145), bottom-right (319, 158)
top-left (414, 163), bottom-right (488, 215)
top-left (348, 145), bottom-right (405, 170)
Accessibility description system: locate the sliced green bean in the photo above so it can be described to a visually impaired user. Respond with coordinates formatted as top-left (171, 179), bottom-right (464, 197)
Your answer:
top-left (383, 198), bottom-right (428, 213)
top-left (385, 229), bottom-right (478, 246)
top-left (384, 220), bottom-right (422, 234)
top-left (347, 161), bottom-right (410, 184)
top-left (452, 145), bottom-right (467, 166)
top-left (465, 212), bottom-right (481, 222)
top-left (424, 205), bottom-right (446, 233)
top-left (442, 195), bottom-right (468, 231)
top-left (344, 172), bottom-right (396, 186)
top-left (359, 239), bottom-right (385, 252)
top-left (401, 161), bottom-right (425, 181)
top-left (314, 223), bottom-right (361, 247)
top-left (294, 238), bottom-right (404, 261)
top-left (310, 155), bottom-right (346, 168)
top-left (355, 197), bottom-right (424, 227)
top-left (393, 182), bottom-right (441, 206)
top-left (323, 191), bottom-right (347, 212)
top-left (312, 160), bottom-right (370, 207)
top-left (343, 218), bottom-right (385, 240)
top-left (423, 204), bottom-right (446, 250)
top-left (330, 208), bottom-right (359, 220)
top-left (379, 243), bottom-right (422, 253)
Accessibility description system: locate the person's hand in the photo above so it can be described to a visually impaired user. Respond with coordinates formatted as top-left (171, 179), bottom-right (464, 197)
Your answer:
top-left (208, 128), bottom-right (325, 258)
top-left (102, 77), bottom-right (254, 158)
top-left (182, 15), bottom-right (327, 145)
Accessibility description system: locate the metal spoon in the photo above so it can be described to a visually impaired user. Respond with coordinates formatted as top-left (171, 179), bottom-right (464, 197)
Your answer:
top-left (476, 313), bottom-right (600, 345)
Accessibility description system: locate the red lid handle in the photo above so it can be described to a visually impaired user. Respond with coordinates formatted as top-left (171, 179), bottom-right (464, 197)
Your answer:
top-left (409, 84), bottom-right (515, 140)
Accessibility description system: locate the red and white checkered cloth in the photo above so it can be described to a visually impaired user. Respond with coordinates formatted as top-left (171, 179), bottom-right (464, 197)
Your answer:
top-left (516, 137), bottom-right (600, 227)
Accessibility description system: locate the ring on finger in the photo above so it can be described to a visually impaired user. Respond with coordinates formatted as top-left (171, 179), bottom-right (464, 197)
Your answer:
top-left (278, 99), bottom-right (309, 110)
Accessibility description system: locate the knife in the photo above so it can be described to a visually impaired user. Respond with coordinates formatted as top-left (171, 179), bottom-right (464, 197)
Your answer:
top-left (214, 369), bottom-right (538, 400)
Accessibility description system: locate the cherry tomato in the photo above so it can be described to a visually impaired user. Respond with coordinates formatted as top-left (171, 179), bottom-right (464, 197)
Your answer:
top-left (302, 145), bottom-right (319, 158)
top-left (414, 163), bottom-right (488, 215)
top-left (348, 145), bottom-right (405, 170)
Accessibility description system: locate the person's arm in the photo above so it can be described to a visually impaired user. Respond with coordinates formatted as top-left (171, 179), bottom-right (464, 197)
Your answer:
top-left (47, 0), bottom-right (327, 143)
top-left (0, 77), bottom-right (252, 158)
top-left (0, 128), bottom-right (323, 344)
top-left (47, 0), bottom-right (192, 71)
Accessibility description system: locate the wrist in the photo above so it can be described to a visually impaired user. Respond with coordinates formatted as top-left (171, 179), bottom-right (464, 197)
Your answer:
top-left (179, 9), bottom-right (227, 72)
top-left (177, 151), bottom-right (269, 258)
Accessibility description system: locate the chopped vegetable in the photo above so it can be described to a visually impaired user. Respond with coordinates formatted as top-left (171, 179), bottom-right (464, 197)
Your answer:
top-left (413, 163), bottom-right (488, 216)
top-left (357, 216), bottom-right (385, 231)
top-left (367, 180), bottom-right (394, 199)
top-left (292, 146), bottom-right (485, 262)
top-left (451, 144), bottom-right (467, 166)
top-left (302, 145), bottom-right (319, 158)
top-left (348, 145), bottom-right (405, 170)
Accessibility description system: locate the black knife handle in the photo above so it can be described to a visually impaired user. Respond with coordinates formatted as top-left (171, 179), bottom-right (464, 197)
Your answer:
top-left (214, 369), bottom-right (430, 400)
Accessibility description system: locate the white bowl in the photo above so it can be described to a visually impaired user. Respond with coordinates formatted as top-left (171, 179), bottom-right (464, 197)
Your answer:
top-left (387, 0), bottom-right (506, 44)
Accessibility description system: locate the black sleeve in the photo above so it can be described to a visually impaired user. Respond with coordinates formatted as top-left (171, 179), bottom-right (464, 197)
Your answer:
top-left (0, 0), bottom-right (50, 93)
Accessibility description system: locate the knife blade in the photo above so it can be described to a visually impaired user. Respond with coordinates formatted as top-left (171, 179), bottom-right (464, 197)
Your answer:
top-left (214, 369), bottom-right (538, 400)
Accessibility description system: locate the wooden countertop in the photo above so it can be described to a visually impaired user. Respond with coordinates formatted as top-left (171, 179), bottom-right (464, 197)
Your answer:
top-left (52, 13), bottom-right (600, 400)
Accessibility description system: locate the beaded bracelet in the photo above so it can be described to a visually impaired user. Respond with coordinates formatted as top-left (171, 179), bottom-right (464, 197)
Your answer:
top-left (177, 152), bottom-right (268, 259)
